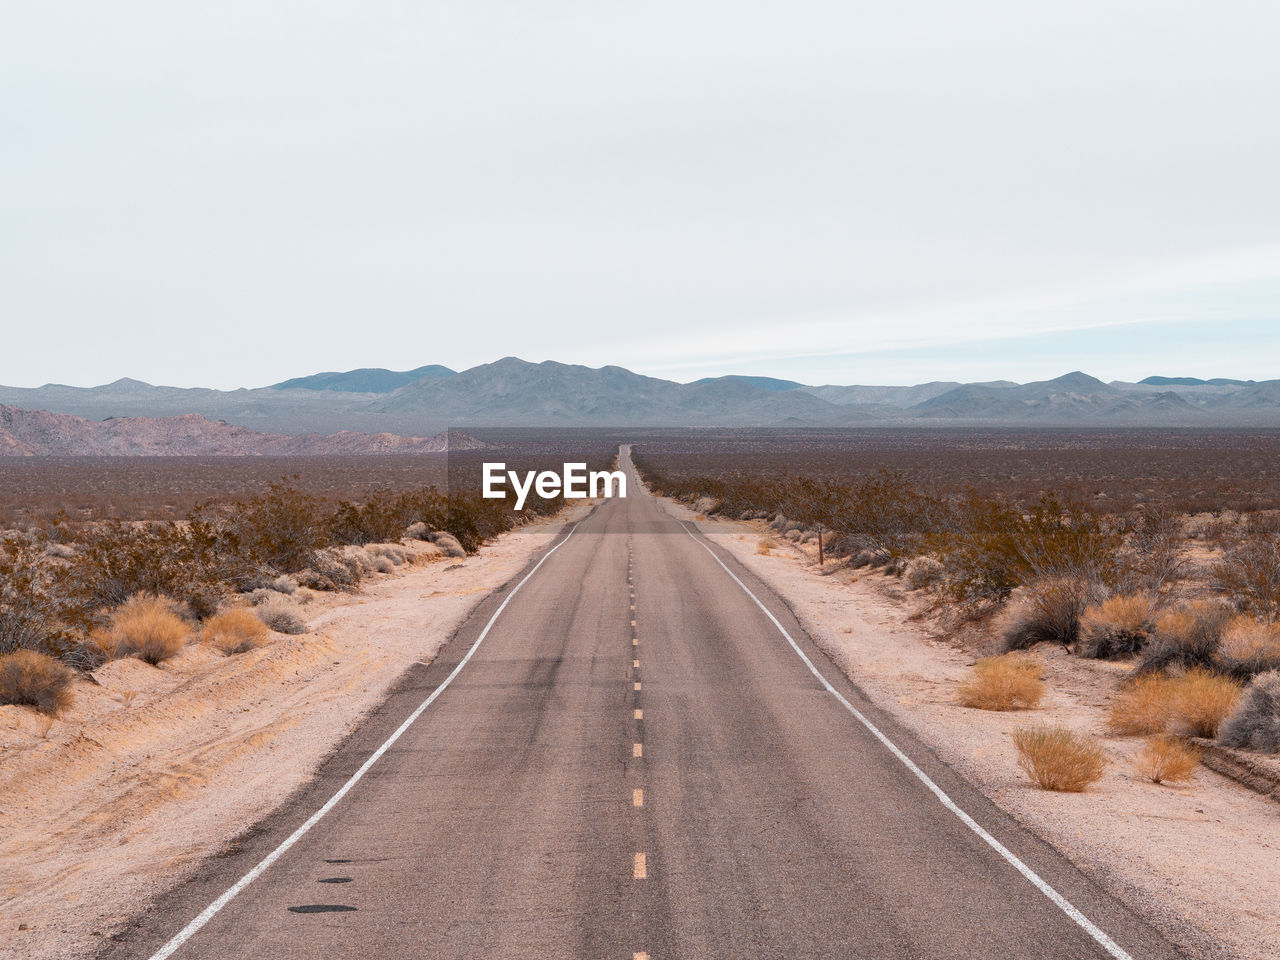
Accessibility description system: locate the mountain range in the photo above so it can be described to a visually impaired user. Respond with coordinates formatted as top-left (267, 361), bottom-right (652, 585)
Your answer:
top-left (2, 359), bottom-right (1280, 443)
top-left (0, 405), bottom-right (482, 457)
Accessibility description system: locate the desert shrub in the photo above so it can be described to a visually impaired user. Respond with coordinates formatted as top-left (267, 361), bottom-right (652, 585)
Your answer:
top-left (269, 575), bottom-right (297, 595)
top-left (405, 521), bottom-right (430, 540)
top-left (0, 538), bottom-right (77, 659)
top-left (1166, 668), bottom-right (1243, 738)
top-left (1132, 735), bottom-right (1200, 784)
top-left (366, 544), bottom-right (406, 565)
top-left (328, 491), bottom-right (406, 546)
top-left (1116, 508), bottom-right (1185, 594)
top-left (756, 539), bottom-right (773, 555)
top-left (1012, 724), bottom-right (1107, 792)
top-left (0, 649), bottom-right (74, 715)
top-left (297, 549), bottom-right (362, 591)
top-left (1216, 616), bottom-right (1280, 681)
top-left (427, 532), bottom-right (466, 558)
top-left (1108, 674), bottom-right (1178, 735)
top-left (65, 519), bottom-right (236, 621)
top-left (1135, 600), bottom-right (1231, 676)
top-left (371, 555), bottom-right (394, 574)
top-left (942, 493), bottom-right (1120, 605)
top-left (256, 598), bottom-right (306, 634)
top-left (44, 542), bottom-right (76, 560)
top-left (1002, 577), bottom-right (1105, 651)
top-left (958, 654), bottom-right (1045, 710)
top-left (1214, 515), bottom-right (1280, 619)
top-left (903, 556), bottom-right (944, 590)
top-left (97, 594), bottom-right (190, 665)
top-left (201, 608), bottom-right (270, 655)
top-left (211, 482), bottom-right (329, 573)
top-left (1218, 670), bottom-right (1280, 753)
top-left (343, 547), bottom-right (375, 576)
top-left (1079, 592), bottom-right (1159, 659)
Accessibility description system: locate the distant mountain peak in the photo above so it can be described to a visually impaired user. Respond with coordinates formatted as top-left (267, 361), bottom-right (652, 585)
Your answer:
top-left (1046, 371), bottom-right (1109, 390)
top-left (270, 364), bottom-right (455, 393)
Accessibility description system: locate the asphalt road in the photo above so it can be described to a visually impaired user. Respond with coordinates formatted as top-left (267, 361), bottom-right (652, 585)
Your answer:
top-left (104, 448), bottom-right (1186, 960)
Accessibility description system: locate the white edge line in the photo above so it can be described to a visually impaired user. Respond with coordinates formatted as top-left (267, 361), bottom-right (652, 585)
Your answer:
top-left (147, 522), bottom-right (581, 960)
top-left (681, 523), bottom-right (1134, 960)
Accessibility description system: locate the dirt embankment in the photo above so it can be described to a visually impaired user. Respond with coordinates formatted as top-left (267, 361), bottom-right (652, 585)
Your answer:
top-left (671, 502), bottom-right (1279, 960)
top-left (0, 508), bottom-right (584, 960)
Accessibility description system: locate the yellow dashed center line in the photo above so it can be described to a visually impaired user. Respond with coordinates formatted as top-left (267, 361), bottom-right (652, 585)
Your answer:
top-left (633, 658), bottom-right (639, 668)
top-left (634, 953), bottom-right (650, 960)
top-left (634, 681), bottom-right (642, 691)
top-left (634, 709), bottom-right (643, 720)
top-left (633, 853), bottom-right (647, 879)
top-left (631, 620), bottom-right (637, 627)
top-left (633, 788), bottom-right (644, 807)
top-left (633, 743), bottom-right (642, 757)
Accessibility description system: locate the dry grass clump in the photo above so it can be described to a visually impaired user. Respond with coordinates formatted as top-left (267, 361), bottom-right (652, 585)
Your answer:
top-left (1135, 600), bottom-right (1231, 675)
top-left (1132, 735), bottom-right (1200, 784)
top-left (1166, 668), bottom-right (1242, 738)
top-left (1218, 670), bottom-right (1280, 752)
top-left (958, 654), bottom-right (1045, 711)
top-left (370, 555), bottom-right (395, 574)
top-left (1108, 674), bottom-right (1178, 735)
top-left (0, 649), bottom-right (74, 715)
top-left (268, 574), bottom-right (297, 595)
top-left (756, 538), bottom-right (774, 555)
top-left (1002, 577), bottom-right (1103, 652)
top-left (96, 593), bottom-right (191, 665)
top-left (1217, 616), bottom-right (1280, 680)
top-left (903, 556), bottom-right (944, 590)
top-left (366, 543), bottom-right (407, 566)
top-left (1012, 724), bottom-right (1108, 792)
top-left (201, 608), bottom-right (270, 655)
top-left (256, 598), bottom-right (306, 635)
top-left (1079, 592), bottom-right (1158, 660)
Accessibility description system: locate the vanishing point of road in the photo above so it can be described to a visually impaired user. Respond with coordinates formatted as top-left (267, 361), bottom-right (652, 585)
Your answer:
top-left (104, 447), bottom-right (1186, 960)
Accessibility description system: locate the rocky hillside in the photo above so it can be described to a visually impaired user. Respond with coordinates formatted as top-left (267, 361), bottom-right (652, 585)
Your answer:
top-left (0, 406), bottom-right (482, 456)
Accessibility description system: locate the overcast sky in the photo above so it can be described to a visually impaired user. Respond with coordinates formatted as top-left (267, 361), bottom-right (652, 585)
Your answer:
top-left (3, 1), bottom-right (1278, 389)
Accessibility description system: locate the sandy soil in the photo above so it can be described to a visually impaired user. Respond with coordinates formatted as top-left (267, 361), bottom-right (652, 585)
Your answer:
top-left (0, 508), bottom-right (586, 960)
top-left (668, 502), bottom-right (1279, 960)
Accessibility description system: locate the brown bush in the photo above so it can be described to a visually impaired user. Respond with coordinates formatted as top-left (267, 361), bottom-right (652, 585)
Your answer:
top-left (958, 654), bottom-right (1045, 711)
top-left (1079, 592), bottom-right (1158, 659)
top-left (1107, 674), bottom-right (1178, 735)
top-left (1132, 735), bottom-right (1200, 784)
top-left (1002, 577), bottom-right (1104, 651)
top-left (256, 598), bottom-right (306, 635)
top-left (65, 520), bottom-right (235, 621)
top-left (1218, 670), bottom-right (1280, 753)
top-left (201, 608), bottom-right (270, 655)
top-left (1012, 724), bottom-right (1108, 792)
top-left (0, 649), bottom-right (74, 715)
top-left (1214, 519), bottom-right (1280, 619)
top-left (1217, 616), bottom-right (1280, 681)
top-left (1135, 600), bottom-right (1231, 676)
top-left (1166, 668), bottom-right (1242, 738)
top-left (97, 594), bottom-right (190, 665)
top-left (0, 537), bottom-right (77, 661)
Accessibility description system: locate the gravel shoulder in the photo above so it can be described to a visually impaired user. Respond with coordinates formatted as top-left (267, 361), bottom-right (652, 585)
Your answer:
top-left (0, 507), bottom-right (587, 960)
top-left (671, 502), bottom-right (1279, 960)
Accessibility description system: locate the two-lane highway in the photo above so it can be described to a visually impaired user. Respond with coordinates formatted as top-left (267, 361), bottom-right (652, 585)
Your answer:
top-left (104, 447), bottom-right (1186, 960)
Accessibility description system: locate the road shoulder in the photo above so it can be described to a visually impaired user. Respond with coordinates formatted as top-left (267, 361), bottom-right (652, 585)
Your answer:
top-left (0, 507), bottom-right (586, 960)
top-left (671, 501), bottom-right (1278, 960)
